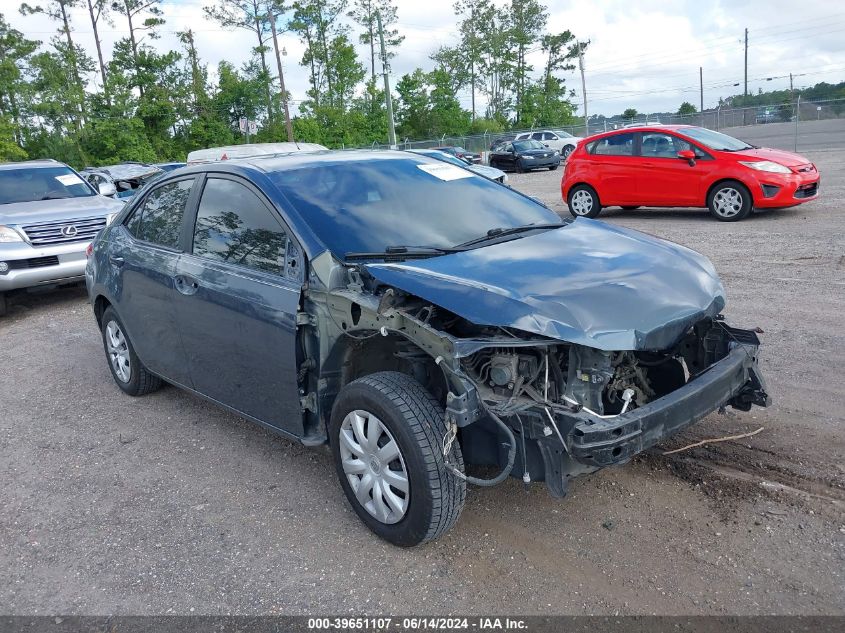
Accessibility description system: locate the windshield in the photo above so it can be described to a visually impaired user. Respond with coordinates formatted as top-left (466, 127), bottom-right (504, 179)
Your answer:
top-left (513, 140), bottom-right (545, 151)
top-left (0, 166), bottom-right (96, 204)
top-left (682, 127), bottom-right (752, 151)
top-left (271, 156), bottom-right (560, 257)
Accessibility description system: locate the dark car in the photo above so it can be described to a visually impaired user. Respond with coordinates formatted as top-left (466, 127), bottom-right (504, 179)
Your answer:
top-left (86, 151), bottom-right (769, 546)
top-left (490, 134), bottom-right (517, 151)
top-left (489, 139), bottom-right (561, 172)
top-left (432, 146), bottom-right (481, 164)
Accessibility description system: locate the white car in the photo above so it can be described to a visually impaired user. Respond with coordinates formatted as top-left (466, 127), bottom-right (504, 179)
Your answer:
top-left (513, 130), bottom-right (583, 159)
top-left (186, 142), bottom-right (327, 165)
top-left (407, 149), bottom-right (509, 184)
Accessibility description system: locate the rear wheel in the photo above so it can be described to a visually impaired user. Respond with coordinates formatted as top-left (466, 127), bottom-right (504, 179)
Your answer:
top-left (330, 371), bottom-right (465, 547)
top-left (708, 181), bottom-right (752, 221)
top-left (567, 184), bottom-right (602, 219)
top-left (101, 307), bottom-right (162, 396)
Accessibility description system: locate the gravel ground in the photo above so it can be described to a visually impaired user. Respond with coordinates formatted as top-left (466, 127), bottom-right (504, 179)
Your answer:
top-left (1, 131), bottom-right (843, 616)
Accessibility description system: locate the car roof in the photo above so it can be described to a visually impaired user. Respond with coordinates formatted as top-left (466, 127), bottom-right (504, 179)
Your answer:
top-left (0, 159), bottom-right (65, 171)
top-left (584, 124), bottom-right (696, 141)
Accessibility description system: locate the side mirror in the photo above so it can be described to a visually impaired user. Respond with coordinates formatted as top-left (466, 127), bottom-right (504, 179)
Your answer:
top-left (677, 149), bottom-right (696, 166)
top-left (98, 181), bottom-right (116, 197)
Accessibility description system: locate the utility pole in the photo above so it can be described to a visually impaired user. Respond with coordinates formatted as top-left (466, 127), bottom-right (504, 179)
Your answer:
top-left (377, 10), bottom-right (397, 148)
top-left (743, 27), bottom-right (748, 125)
top-left (578, 43), bottom-right (588, 137)
top-left (269, 11), bottom-right (293, 142)
top-left (699, 67), bottom-right (704, 113)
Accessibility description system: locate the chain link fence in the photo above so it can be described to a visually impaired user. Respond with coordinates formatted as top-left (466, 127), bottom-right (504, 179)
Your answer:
top-left (355, 97), bottom-right (845, 155)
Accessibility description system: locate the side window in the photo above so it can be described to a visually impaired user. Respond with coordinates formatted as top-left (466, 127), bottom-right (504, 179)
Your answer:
top-left (674, 137), bottom-right (708, 159)
top-left (591, 133), bottom-right (635, 156)
top-left (531, 132), bottom-right (544, 141)
top-left (125, 178), bottom-right (193, 249)
top-left (192, 178), bottom-right (288, 276)
top-left (503, 143), bottom-right (514, 153)
top-left (640, 132), bottom-right (677, 158)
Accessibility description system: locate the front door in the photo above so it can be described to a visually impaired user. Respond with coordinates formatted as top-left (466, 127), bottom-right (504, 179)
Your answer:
top-left (172, 175), bottom-right (304, 437)
top-left (108, 177), bottom-right (197, 386)
top-left (588, 132), bottom-right (638, 206)
top-left (632, 131), bottom-right (707, 206)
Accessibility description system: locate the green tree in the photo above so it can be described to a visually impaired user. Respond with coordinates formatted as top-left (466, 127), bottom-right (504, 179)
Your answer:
top-left (677, 101), bottom-right (697, 115)
top-left (110, 0), bottom-right (165, 97)
top-left (622, 107), bottom-right (638, 120)
top-left (395, 68), bottom-right (430, 138)
top-left (0, 14), bottom-right (39, 146)
top-left (506, 0), bottom-right (547, 125)
top-left (84, 0), bottom-right (111, 91)
top-left (204, 0), bottom-right (275, 121)
top-left (347, 0), bottom-right (403, 84)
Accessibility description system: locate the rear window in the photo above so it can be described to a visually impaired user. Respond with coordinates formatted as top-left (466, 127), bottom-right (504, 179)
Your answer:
top-left (0, 166), bottom-right (95, 204)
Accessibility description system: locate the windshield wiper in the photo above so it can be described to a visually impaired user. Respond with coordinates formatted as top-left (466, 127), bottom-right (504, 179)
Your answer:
top-left (344, 245), bottom-right (462, 262)
top-left (453, 223), bottom-right (563, 249)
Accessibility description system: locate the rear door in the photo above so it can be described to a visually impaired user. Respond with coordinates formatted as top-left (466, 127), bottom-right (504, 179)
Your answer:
top-left (172, 174), bottom-right (305, 437)
top-left (587, 132), bottom-right (638, 206)
top-left (633, 132), bottom-right (713, 206)
top-left (107, 177), bottom-right (197, 386)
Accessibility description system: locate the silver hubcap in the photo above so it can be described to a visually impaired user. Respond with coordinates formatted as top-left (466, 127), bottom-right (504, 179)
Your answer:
top-left (339, 409), bottom-right (409, 524)
top-left (570, 189), bottom-right (594, 215)
top-left (713, 187), bottom-right (743, 217)
top-left (105, 321), bottom-right (131, 383)
top-left (563, 146), bottom-right (574, 158)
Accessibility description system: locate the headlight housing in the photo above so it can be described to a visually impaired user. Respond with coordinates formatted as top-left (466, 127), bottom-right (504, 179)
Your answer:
top-left (739, 160), bottom-right (791, 174)
top-left (0, 226), bottom-right (24, 243)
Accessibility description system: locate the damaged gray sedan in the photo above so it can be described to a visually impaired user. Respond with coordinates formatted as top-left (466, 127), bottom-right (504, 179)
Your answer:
top-left (85, 151), bottom-right (769, 546)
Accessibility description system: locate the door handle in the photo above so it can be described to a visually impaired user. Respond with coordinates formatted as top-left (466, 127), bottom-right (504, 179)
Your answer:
top-left (174, 275), bottom-right (199, 295)
top-left (109, 255), bottom-right (125, 267)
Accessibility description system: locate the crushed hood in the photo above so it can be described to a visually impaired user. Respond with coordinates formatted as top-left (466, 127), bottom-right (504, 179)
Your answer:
top-left (364, 218), bottom-right (726, 351)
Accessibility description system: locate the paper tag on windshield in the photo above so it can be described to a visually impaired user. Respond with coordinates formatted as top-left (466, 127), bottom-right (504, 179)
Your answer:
top-left (416, 163), bottom-right (474, 181)
top-left (55, 173), bottom-right (84, 186)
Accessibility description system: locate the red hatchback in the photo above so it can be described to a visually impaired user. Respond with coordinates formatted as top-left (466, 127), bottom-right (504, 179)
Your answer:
top-left (561, 125), bottom-right (820, 221)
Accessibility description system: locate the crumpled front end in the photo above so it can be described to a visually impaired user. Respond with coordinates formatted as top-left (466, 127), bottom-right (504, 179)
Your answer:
top-left (447, 316), bottom-right (770, 497)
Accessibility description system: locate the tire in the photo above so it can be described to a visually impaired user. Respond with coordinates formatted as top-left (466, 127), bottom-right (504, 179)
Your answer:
top-left (100, 306), bottom-right (162, 396)
top-left (562, 145), bottom-right (575, 160)
top-left (515, 160), bottom-right (525, 173)
top-left (567, 184), bottom-right (602, 219)
top-left (708, 180), bottom-right (752, 221)
top-left (330, 371), bottom-right (466, 547)
top-left (621, 205), bottom-right (640, 210)
top-left (548, 164), bottom-right (559, 171)
top-left (0, 292), bottom-right (6, 317)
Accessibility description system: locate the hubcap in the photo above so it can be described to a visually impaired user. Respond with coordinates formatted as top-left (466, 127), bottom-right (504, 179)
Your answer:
top-left (563, 146), bottom-right (574, 159)
top-left (570, 189), bottom-right (594, 215)
top-left (713, 187), bottom-right (743, 217)
top-left (339, 409), bottom-right (409, 524)
top-left (105, 320), bottom-right (131, 383)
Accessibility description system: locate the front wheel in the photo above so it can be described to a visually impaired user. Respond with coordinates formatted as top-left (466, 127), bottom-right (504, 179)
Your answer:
top-left (330, 372), bottom-right (466, 547)
top-left (515, 160), bottom-right (525, 173)
top-left (567, 184), bottom-right (602, 218)
top-left (549, 164), bottom-right (559, 171)
top-left (708, 181), bottom-right (752, 221)
top-left (562, 145), bottom-right (575, 160)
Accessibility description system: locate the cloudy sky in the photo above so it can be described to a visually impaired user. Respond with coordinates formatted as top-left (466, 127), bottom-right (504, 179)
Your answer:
top-left (7, 0), bottom-right (845, 118)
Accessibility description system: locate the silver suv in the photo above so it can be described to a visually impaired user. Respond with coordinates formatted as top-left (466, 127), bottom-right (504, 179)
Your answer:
top-left (0, 159), bottom-right (124, 316)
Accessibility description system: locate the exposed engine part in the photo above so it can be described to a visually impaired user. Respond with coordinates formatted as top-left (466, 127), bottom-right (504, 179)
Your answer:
top-left (565, 346), bottom-right (613, 414)
top-left (605, 352), bottom-right (656, 413)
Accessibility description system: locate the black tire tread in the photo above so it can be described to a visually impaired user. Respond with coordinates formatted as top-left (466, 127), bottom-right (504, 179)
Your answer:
top-left (0, 292), bottom-right (7, 317)
top-left (101, 307), bottom-right (162, 397)
top-left (340, 371), bottom-right (465, 545)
